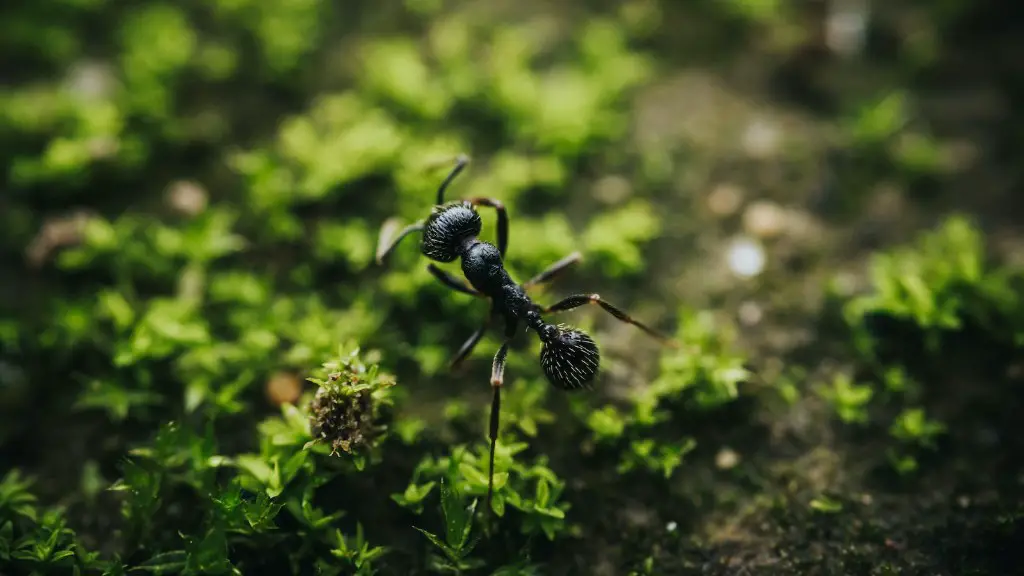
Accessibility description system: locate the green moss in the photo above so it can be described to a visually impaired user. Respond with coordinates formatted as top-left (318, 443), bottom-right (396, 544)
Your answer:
top-left (3, 1), bottom-right (1023, 574)
top-left (843, 214), bottom-right (1023, 357)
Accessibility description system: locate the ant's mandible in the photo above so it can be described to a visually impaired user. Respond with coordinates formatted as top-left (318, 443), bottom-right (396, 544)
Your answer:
top-left (375, 155), bottom-right (677, 516)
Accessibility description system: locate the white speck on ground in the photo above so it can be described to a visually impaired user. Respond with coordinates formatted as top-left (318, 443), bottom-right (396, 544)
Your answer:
top-left (738, 301), bottom-right (763, 326)
top-left (742, 117), bottom-right (782, 159)
top-left (716, 447), bottom-right (740, 470)
top-left (727, 237), bottom-right (766, 278)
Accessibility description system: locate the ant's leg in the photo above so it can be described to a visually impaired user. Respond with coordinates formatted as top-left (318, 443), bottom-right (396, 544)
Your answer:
top-left (542, 293), bottom-right (679, 347)
top-left (485, 340), bottom-right (509, 516)
top-left (427, 264), bottom-right (482, 297)
top-left (450, 321), bottom-right (488, 370)
top-left (449, 301), bottom-right (495, 370)
top-left (483, 316), bottom-right (517, 518)
top-left (376, 219), bottom-right (424, 264)
top-left (436, 155), bottom-right (470, 205)
top-left (468, 198), bottom-right (508, 258)
top-left (523, 251), bottom-right (583, 289)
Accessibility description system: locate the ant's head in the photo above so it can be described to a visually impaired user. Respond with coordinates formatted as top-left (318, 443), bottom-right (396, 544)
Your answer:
top-left (422, 201), bottom-right (482, 262)
top-left (539, 324), bottom-right (600, 390)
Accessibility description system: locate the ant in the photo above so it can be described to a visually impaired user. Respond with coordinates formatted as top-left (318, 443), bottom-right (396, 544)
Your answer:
top-left (375, 155), bottom-right (677, 516)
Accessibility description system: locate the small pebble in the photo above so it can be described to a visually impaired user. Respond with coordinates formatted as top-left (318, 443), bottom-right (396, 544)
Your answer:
top-left (826, 0), bottom-right (869, 58)
top-left (64, 60), bottom-right (116, 101)
top-left (167, 180), bottom-right (209, 217)
top-left (592, 175), bottom-right (632, 205)
top-left (666, 521), bottom-right (678, 533)
top-left (742, 118), bottom-right (781, 159)
top-left (622, 506), bottom-right (655, 528)
top-left (958, 495), bottom-right (971, 508)
top-left (727, 237), bottom-right (766, 278)
top-left (830, 271), bottom-right (860, 297)
top-left (86, 136), bottom-right (119, 159)
top-left (742, 200), bottom-right (787, 239)
top-left (715, 447), bottom-right (740, 470)
top-left (266, 372), bottom-right (303, 406)
top-left (738, 301), bottom-right (763, 326)
top-left (707, 183), bottom-right (744, 217)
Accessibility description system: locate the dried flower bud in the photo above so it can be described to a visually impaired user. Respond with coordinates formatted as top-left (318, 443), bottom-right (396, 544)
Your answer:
top-left (306, 348), bottom-right (394, 457)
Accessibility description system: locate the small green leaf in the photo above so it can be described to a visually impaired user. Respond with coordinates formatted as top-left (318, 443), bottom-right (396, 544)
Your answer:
top-left (234, 455), bottom-right (274, 486)
top-left (534, 506), bottom-right (565, 519)
top-left (439, 474), bottom-right (468, 550)
top-left (809, 496), bottom-right (843, 514)
top-left (535, 478), bottom-right (550, 508)
top-left (130, 550), bottom-right (187, 573)
top-left (491, 492), bottom-right (506, 517)
top-left (458, 462), bottom-right (488, 488)
top-left (413, 526), bottom-right (456, 560)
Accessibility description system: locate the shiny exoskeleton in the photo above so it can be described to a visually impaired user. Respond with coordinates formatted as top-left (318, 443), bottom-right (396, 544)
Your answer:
top-left (376, 155), bottom-right (676, 518)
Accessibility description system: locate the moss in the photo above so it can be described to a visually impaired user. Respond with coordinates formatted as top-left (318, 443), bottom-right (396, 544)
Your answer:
top-left (2, 0), bottom-right (1023, 574)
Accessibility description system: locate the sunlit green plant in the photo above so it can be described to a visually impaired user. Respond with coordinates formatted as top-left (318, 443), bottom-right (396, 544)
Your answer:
top-left (639, 308), bottom-right (750, 420)
top-left (0, 1), bottom-right (780, 574)
top-left (414, 462), bottom-right (484, 574)
top-left (0, 470), bottom-right (106, 573)
top-left (843, 215), bottom-right (1023, 357)
top-left (886, 407), bottom-right (947, 475)
top-left (815, 371), bottom-right (873, 425)
top-left (395, 440), bottom-right (571, 542)
top-left (577, 307), bottom-right (748, 483)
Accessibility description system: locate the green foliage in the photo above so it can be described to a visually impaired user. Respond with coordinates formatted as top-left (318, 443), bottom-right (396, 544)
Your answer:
top-left (397, 442), bottom-right (571, 543)
top-left (886, 407), bottom-right (947, 475)
top-left (576, 307), bottom-right (748, 482)
top-left (9, 0), bottom-right (1015, 574)
top-left (211, 0), bottom-right (324, 75)
top-left (815, 371), bottom-right (874, 425)
top-left (86, 348), bottom-right (393, 573)
top-left (833, 216), bottom-right (1023, 476)
top-left (848, 92), bottom-right (910, 147)
top-left (890, 407), bottom-right (945, 448)
top-left (414, 463), bottom-right (483, 573)
top-left (328, 524), bottom-right (389, 576)
top-left (809, 495), bottom-right (843, 514)
top-left (844, 215), bottom-right (1023, 357)
top-left (0, 470), bottom-right (107, 573)
top-left (839, 89), bottom-right (958, 184)
top-left (641, 308), bottom-right (750, 418)
top-left (581, 200), bottom-right (662, 277)
top-left (617, 438), bottom-right (698, 479)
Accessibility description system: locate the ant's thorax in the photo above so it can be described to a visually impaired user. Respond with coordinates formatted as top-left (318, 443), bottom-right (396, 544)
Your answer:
top-left (458, 239), bottom-right (554, 341)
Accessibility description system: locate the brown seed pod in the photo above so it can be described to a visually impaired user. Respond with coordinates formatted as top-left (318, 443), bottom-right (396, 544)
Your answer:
top-left (308, 379), bottom-right (377, 456)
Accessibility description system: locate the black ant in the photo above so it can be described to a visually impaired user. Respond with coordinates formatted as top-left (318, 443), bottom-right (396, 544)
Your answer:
top-left (375, 155), bottom-right (677, 516)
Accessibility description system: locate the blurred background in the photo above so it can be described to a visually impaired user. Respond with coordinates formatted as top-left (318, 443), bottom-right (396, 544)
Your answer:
top-left (1, 0), bottom-right (1022, 574)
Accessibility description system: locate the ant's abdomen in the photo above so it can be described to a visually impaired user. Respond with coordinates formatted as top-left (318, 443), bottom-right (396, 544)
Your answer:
top-left (422, 202), bottom-right (482, 262)
top-left (540, 326), bottom-right (600, 390)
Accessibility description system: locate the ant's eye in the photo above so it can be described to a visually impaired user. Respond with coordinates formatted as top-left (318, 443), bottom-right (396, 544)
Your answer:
top-left (539, 326), bottom-right (599, 391)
